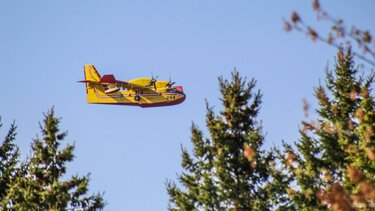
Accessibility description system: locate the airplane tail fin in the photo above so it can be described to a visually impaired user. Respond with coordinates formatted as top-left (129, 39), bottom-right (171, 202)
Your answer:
top-left (79, 64), bottom-right (104, 103)
top-left (83, 64), bottom-right (101, 82)
top-left (79, 64), bottom-right (123, 104)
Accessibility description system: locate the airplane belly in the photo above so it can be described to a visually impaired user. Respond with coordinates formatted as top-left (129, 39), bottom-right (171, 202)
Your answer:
top-left (138, 93), bottom-right (185, 107)
top-left (88, 86), bottom-right (185, 107)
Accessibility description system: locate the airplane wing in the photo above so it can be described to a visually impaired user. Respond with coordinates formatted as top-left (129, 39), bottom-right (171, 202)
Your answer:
top-left (83, 74), bottom-right (158, 94)
top-left (123, 81), bottom-right (156, 92)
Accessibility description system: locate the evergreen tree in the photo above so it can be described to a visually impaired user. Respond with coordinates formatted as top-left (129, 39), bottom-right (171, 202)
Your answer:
top-left (274, 48), bottom-right (375, 210)
top-left (0, 120), bottom-right (20, 203)
top-left (167, 71), bottom-right (272, 210)
top-left (1, 108), bottom-right (105, 210)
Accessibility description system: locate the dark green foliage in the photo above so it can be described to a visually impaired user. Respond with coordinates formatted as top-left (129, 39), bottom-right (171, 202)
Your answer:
top-left (167, 71), bottom-right (273, 210)
top-left (0, 109), bottom-right (105, 210)
top-left (0, 120), bottom-right (20, 202)
top-left (168, 49), bottom-right (374, 210)
top-left (273, 48), bottom-right (375, 210)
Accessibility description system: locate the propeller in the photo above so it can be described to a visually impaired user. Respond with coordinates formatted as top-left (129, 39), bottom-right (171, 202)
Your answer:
top-left (148, 75), bottom-right (158, 90)
top-left (166, 76), bottom-right (175, 88)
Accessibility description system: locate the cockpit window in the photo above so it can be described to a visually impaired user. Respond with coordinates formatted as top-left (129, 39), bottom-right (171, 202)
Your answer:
top-left (167, 88), bottom-right (183, 94)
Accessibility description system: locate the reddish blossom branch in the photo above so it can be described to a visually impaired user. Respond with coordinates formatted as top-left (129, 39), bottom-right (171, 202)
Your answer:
top-left (283, 0), bottom-right (375, 67)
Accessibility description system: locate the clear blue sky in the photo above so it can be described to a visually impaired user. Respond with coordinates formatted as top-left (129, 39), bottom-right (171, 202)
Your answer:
top-left (1, 0), bottom-right (374, 210)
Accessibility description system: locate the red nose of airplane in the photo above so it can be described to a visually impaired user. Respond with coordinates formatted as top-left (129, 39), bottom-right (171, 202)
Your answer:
top-left (176, 86), bottom-right (184, 93)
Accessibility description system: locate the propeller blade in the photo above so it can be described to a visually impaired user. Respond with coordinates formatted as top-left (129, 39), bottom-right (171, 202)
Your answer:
top-left (166, 76), bottom-right (175, 88)
top-left (148, 75), bottom-right (158, 90)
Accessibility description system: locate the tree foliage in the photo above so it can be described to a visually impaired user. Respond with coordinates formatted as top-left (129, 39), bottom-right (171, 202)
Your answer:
top-left (0, 120), bottom-right (20, 203)
top-left (167, 71), bottom-right (273, 210)
top-left (0, 109), bottom-right (105, 210)
top-left (168, 48), bottom-right (374, 210)
top-left (274, 48), bottom-right (375, 210)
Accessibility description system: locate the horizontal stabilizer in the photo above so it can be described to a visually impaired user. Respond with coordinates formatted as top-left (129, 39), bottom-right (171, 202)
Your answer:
top-left (78, 80), bottom-right (97, 83)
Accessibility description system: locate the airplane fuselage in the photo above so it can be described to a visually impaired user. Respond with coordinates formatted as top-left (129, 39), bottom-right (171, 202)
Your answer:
top-left (88, 80), bottom-right (186, 107)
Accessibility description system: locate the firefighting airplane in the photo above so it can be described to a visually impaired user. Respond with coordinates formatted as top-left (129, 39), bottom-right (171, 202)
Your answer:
top-left (78, 65), bottom-right (186, 107)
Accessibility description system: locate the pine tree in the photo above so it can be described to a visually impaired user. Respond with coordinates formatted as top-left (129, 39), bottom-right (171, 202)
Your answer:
top-left (1, 108), bottom-right (105, 210)
top-left (0, 119), bottom-right (20, 203)
top-left (167, 71), bottom-right (272, 210)
top-left (274, 48), bottom-right (375, 210)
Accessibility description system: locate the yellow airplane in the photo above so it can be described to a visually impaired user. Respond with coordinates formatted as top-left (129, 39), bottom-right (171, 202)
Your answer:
top-left (78, 65), bottom-right (186, 107)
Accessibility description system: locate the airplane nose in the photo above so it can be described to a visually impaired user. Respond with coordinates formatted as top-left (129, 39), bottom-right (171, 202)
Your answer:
top-left (176, 86), bottom-right (184, 93)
